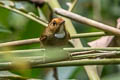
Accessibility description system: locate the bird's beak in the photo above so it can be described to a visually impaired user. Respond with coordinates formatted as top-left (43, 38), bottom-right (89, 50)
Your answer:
top-left (55, 20), bottom-right (65, 33)
top-left (60, 20), bottom-right (65, 25)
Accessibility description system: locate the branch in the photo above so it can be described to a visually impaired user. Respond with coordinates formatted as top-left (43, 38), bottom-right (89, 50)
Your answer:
top-left (0, 38), bottom-right (40, 48)
top-left (54, 8), bottom-right (120, 36)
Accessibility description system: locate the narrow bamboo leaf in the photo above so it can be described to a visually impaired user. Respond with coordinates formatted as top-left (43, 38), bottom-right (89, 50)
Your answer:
top-left (0, 71), bottom-right (27, 80)
top-left (0, 25), bottom-right (11, 34)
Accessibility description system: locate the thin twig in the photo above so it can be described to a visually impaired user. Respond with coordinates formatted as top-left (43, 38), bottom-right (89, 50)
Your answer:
top-left (68, 0), bottom-right (78, 11)
top-left (0, 38), bottom-right (40, 48)
top-left (54, 8), bottom-right (120, 36)
top-left (71, 50), bottom-right (100, 56)
top-left (71, 51), bottom-right (120, 59)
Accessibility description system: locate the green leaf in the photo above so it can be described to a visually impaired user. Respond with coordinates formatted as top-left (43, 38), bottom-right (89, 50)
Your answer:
top-left (0, 25), bottom-right (11, 34)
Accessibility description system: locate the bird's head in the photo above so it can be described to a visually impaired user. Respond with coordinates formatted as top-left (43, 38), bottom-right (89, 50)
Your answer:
top-left (48, 18), bottom-right (65, 34)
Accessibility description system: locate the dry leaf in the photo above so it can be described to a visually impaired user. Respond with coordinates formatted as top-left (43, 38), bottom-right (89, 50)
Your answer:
top-left (87, 18), bottom-right (120, 77)
top-left (88, 18), bottom-right (120, 47)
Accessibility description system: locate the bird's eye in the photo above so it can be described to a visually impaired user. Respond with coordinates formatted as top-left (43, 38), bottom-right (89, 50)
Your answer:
top-left (53, 21), bottom-right (56, 26)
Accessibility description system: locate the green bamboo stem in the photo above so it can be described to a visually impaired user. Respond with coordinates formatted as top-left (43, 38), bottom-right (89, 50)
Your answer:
top-left (0, 48), bottom-right (69, 64)
top-left (2, 58), bottom-right (120, 70)
top-left (34, 58), bottom-right (120, 68)
top-left (64, 47), bottom-right (120, 52)
top-left (0, 3), bottom-right (48, 27)
top-left (71, 32), bottom-right (107, 38)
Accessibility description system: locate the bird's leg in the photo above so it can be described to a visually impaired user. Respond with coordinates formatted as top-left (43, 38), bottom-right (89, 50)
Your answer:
top-left (39, 35), bottom-right (46, 48)
top-left (53, 67), bottom-right (59, 80)
top-left (40, 40), bottom-right (44, 48)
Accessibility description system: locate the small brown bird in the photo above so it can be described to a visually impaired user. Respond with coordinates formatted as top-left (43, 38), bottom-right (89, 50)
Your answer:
top-left (39, 18), bottom-right (70, 80)
top-left (40, 18), bottom-right (70, 46)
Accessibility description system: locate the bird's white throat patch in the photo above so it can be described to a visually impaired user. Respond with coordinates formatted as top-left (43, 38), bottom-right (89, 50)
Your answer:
top-left (55, 32), bottom-right (65, 38)
top-left (54, 24), bottom-right (65, 38)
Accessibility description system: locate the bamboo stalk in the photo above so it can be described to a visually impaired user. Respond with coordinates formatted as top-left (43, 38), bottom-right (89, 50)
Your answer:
top-left (0, 48), bottom-right (69, 64)
top-left (54, 8), bottom-right (120, 36)
top-left (2, 58), bottom-right (120, 70)
top-left (71, 32), bottom-right (107, 38)
top-left (34, 58), bottom-right (120, 68)
top-left (64, 47), bottom-right (120, 52)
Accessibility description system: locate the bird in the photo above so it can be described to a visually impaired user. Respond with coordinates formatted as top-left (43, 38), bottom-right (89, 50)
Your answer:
top-left (39, 18), bottom-right (70, 80)
top-left (40, 18), bottom-right (70, 46)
